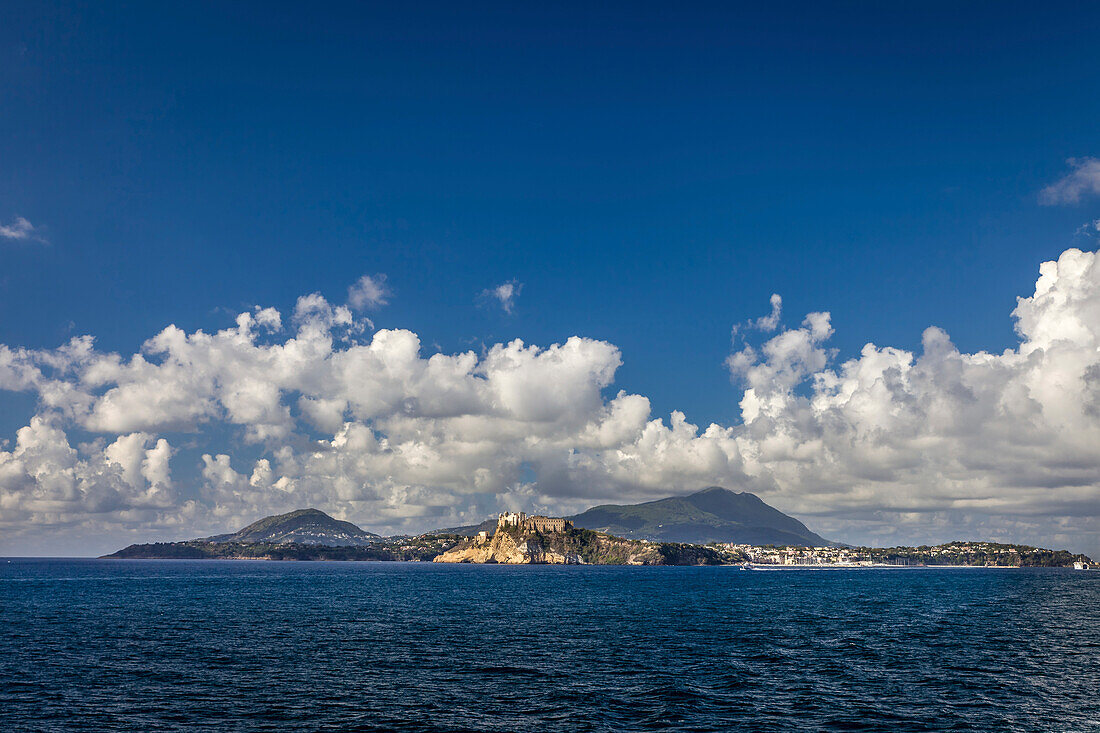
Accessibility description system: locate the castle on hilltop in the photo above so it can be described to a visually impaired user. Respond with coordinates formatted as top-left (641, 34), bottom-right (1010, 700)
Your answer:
top-left (497, 511), bottom-right (572, 533)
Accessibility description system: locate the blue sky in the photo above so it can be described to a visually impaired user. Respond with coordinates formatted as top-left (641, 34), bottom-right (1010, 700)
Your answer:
top-left (3, 0), bottom-right (1098, 421)
top-left (3, 1), bottom-right (1100, 554)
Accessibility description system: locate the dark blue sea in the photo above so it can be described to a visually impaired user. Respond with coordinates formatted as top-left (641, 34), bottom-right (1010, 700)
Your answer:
top-left (2, 560), bottom-right (1099, 732)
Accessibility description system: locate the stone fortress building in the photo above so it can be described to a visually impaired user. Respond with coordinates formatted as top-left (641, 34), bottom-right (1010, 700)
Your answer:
top-left (497, 512), bottom-right (573, 534)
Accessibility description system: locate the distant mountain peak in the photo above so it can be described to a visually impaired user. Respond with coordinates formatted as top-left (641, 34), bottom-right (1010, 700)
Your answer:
top-left (204, 508), bottom-right (380, 546)
top-left (276, 508), bottom-right (328, 519)
top-left (567, 487), bottom-right (833, 547)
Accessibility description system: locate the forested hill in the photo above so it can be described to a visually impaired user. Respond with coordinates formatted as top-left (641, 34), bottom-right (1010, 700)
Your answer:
top-left (568, 487), bottom-right (833, 546)
top-left (200, 508), bottom-right (380, 546)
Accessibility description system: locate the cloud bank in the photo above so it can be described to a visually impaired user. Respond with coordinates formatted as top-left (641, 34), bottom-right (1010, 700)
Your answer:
top-left (2, 251), bottom-right (1100, 555)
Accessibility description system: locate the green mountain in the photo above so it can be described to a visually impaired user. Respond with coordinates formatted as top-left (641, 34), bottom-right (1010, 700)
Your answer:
top-left (435, 517), bottom-right (499, 536)
top-left (202, 508), bottom-right (379, 546)
top-left (567, 487), bottom-right (832, 546)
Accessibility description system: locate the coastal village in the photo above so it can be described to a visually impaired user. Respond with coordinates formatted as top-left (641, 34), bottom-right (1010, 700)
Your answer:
top-left (704, 540), bottom-right (1094, 568)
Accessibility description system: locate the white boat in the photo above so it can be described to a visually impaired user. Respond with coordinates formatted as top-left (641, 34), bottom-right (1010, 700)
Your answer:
top-left (1074, 561), bottom-right (1087, 570)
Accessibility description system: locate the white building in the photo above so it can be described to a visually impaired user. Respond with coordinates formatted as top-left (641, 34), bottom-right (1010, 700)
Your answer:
top-left (497, 511), bottom-right (528, 528)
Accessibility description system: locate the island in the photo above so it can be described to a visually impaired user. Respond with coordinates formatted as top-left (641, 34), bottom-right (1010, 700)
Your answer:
top-left (103, 506), bottom-right (1095, 568)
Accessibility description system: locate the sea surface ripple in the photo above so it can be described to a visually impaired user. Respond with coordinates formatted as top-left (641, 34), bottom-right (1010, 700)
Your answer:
top-left (2, 560), bottom-right (1099, 732)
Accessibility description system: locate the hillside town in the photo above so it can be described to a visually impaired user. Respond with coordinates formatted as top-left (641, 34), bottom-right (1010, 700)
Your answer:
top-left (722, 541), bottom-right (1090, 568)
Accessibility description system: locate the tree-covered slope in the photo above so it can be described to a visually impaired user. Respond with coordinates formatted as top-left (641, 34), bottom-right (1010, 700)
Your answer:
top-left (568, 487), bottom-right (832, 546)
top-left (202, 508), bottom-right (379, 546)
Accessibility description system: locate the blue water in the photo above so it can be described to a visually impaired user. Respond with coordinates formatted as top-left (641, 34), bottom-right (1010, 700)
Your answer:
top-left (2, 560), bottom-right (1099, 732)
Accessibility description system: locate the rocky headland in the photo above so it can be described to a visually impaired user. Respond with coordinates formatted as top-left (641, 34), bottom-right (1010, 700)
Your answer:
top-left (433, 513), bottom-right (722, 565)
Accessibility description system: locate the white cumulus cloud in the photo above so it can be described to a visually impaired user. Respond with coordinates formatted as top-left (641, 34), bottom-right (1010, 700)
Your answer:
top-left (0, 417), bottom-right (177, 526)
top-left (728, 248), bottom-right (1100, 550)
top-left (1, 248), bottom-right (1099, 557)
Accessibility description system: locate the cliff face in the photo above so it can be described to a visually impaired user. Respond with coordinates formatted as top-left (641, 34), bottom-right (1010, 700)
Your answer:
top-left (432, 526), bottom-right (707, 565)
top-left (433, 528), bottom-right (577, 564)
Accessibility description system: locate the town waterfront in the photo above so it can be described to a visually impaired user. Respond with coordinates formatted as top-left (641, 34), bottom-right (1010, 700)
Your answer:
top-left (3, 559), bottom-right (1099, 731)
